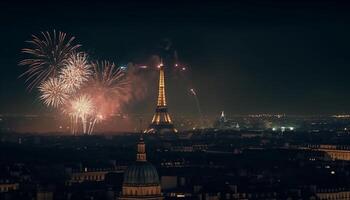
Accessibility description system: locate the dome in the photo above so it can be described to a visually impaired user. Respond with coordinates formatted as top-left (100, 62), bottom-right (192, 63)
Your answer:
top-left (123, 161), bottom-right (160, 185)
top-left (120, 137), bottom-right (163, 200)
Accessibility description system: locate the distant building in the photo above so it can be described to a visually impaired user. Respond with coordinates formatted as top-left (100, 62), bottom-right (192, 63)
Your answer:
top-left (316, 188), bottom-right (350, 200)
top-left (68, 170), bottom-right (109, 184)
top-left (66, 165), bottom-right (126, 185)
top-left (0, 180), bottom-right (18, 193)
top-left (119, 137), bottom-right (163, 200)
top-left (36, 187), bottom-right (53, 200)
top-left (305, 144), bottom-right (350, 161)
top-left (213, 111), bottom-right (240, 130)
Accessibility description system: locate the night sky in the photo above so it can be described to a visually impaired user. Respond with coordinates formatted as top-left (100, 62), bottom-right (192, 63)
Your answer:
top-left (1, 0), bottom-right (350, 117)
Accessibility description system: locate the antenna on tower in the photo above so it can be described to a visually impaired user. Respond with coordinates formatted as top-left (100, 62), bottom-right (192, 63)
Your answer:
top-left (158, 56), bottom-right (164, 69)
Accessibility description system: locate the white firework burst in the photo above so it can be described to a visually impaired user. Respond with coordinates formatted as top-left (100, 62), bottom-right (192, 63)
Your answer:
top-left (59, 52), bottom-right (92, 93)
top-left (71, 94), bottom-right (94, 118)
top-left (71, 94), bottom-right (94, 134)
top-left (38, 77), bottom-right (68, 108)
top-left (19, 30), bottom-right (81, 90)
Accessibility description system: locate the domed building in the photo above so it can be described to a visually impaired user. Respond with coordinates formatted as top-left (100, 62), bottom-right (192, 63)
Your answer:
top-left (119, 137), bottom-right (163, 200)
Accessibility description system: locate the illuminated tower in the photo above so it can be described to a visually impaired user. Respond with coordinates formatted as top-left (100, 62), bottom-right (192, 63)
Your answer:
top-left (147, 63), bottom-right (177, 134)
top-left (220, 111), bottom-right (226, 123)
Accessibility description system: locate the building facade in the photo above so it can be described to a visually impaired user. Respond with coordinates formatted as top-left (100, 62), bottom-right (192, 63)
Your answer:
top-left (119, 137), bottom-right (163, 200)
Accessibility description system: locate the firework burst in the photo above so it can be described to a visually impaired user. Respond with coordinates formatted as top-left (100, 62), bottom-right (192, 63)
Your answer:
top-left (88, 61), bottom-right (130, 116)
top-left (60, 52), bottom-right (92, 93)
top-left (19, 31), bottom-right (135, 135)
top-left (19, 30), bottom-right (81, 90)
top-left (66, 94), bottom-right (95, 134)
top-left (71, 95), bottom-right (94, 118)
top-left (91, 61), bottom-right (129, 94)
top-left (38, 77), bottom-right (68, 108)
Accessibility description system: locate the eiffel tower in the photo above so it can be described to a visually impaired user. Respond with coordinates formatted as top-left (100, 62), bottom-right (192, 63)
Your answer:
top-left (147, 63), bottom-right (177, 134)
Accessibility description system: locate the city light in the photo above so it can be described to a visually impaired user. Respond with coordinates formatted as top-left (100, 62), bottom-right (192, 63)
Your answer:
top-left (2, 2), bottom-right (349, 199)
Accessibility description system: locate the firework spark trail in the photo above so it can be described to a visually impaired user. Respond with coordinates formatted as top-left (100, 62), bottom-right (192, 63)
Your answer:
top-left (87, 114), bottom-right (103, 135)
top-left (87, 119), bottom-right (95, 135)
top-left (67, 115), bottom-right (79, 135)
top-left (64, 95), bottom-right (94, 134)
top-left (59, 52), bottom-right (92, 93)
top-left (62, 103), bottom-right (76, 134)
top-left (38, 77), bottom-right (69, 108)
top-left (70, 116), bottom-right (77, 135)
top-left (72, 94), bottom-right (94, 134)
top-left (19, 30), bottom-right (81, 90)
top-left (190, 88), bottom-right (204, 128)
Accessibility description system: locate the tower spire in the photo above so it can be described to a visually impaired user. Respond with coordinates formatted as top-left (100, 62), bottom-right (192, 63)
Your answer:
top-left (157, 64), bottom-right (167, 107)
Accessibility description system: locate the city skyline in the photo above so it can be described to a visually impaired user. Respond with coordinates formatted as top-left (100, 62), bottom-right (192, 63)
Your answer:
top-left (2, 2), bottom-right (350, 200)
top-left (0, 1), bottom-right (350, 118)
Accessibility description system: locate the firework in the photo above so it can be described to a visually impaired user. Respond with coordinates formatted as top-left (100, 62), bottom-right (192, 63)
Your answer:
top-left (190, 88), bottom-right (204, 128)
top-left (38, 77), bottom-right (68, 108)
top-left (68, 94), bottom-right (94, 134)
top-left (91, 61), bottom-right (128, 93)
top-left (60, 52), bottom-right (92, 93)
top-left (71, 95), bottom-right (93, 117)
top-left (87, 114), bottom-right (104, 135)
top-left (90, 61), bottom-right (130, 113)
top-left (190, 88), bottom-right (197, 96)
top-left (66, 59), bottom-right (131, 134)
top-left (73, 61), bottom-right (130, 134)
top-left (19, 31), bottom-right (135, 135)
top-left (19, 30), bottom-right (81, 90)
